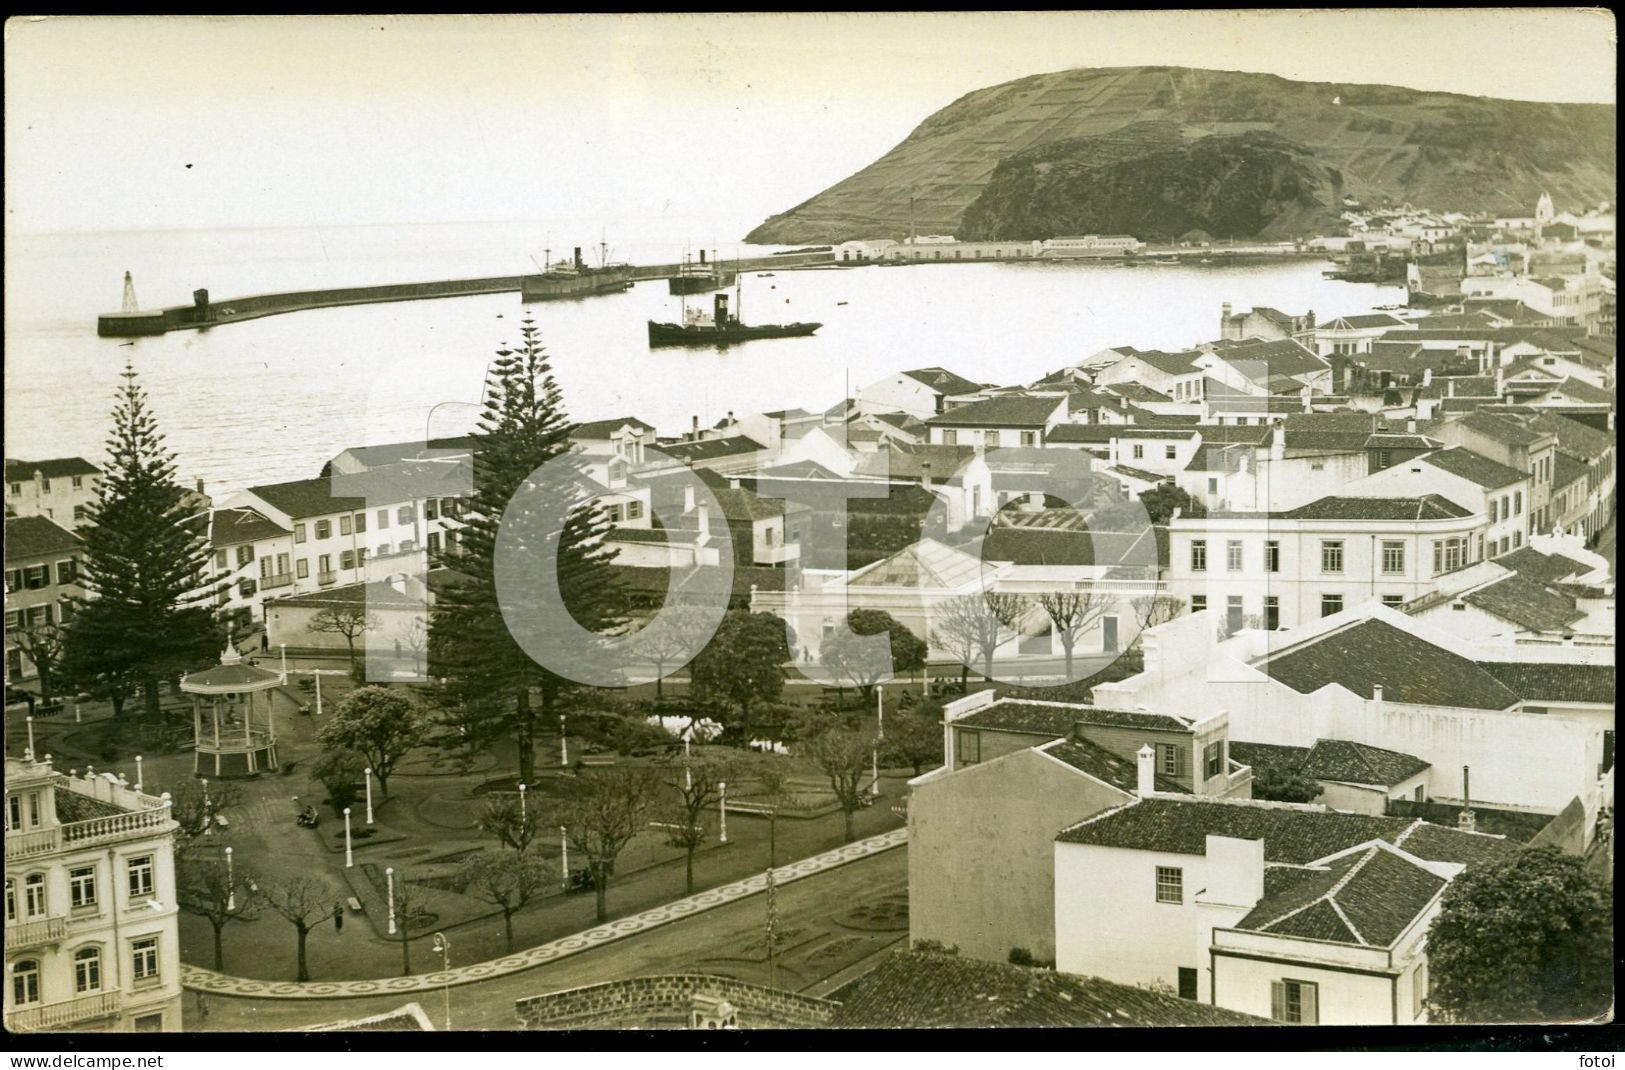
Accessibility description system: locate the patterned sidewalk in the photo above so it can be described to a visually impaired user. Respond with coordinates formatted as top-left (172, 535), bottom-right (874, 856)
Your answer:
top-left (183, 827), bottom-right (908, 1000)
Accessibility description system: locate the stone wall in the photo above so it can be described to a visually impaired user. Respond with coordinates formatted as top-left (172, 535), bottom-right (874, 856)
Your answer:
top-left (514, 975), bottom-right (836, 1030)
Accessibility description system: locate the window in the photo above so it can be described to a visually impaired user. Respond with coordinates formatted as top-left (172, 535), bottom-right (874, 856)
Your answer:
top-left (1155, 866), bottom-right (1184, 904)
top-left (1271, 979), bottom-right (1319, 1024)
top-left (339, 514), bottom-right (352, 536)
top-left (1225, 595), bottom-right (1244, 633)
top-left (294, 523), bottom-right (307, 543)
top-left (1158, 743), bottom-right (1184, 777)
top-left (1514, 490), bottom-right (1522, 515)
top-left (70, 865), bottom-right (97, 909)
top-left (956, 729), bottom-right (981, 765)
top-left (1382, 594), bottom-right (1404, 608)
top-left (1226, 540), bottom-right (1243, 572)
top-left (1191, 594), bottom-right (1207, 614)
top-left (128, 855), bottom-right (155, 899)
top-left (1020, 431), bottom-right (1037, 447)
top-left (1165, 445), bottom-right (1177, 460)
top-left (56, 559), bottom-right (77, 585)
top-left (1432, 537), bottom-right (1468, 575)
top-left (1178, 967), bottom-right (1199, 1002)
top-left (4, 878), bottom-right (14, 922)
top-left (1321, 540), bottom-right (1344, 574)
top-left (5, 795), bottom-right (21, 832)
top-left (427, 533), bottom-right (442, 554)
top-left (1204, 740), bottom-right (1226, 779)
top-left (6, 482), bottom-right (18, 496)
top-left (1321, 594), bottom-right (1344, 617)
top-left (424, 499), bottom-right (439, 521)
top-left (237, 578), bottom-right (257, 598)
top-left (398, 539), bottom-right (415, 553)
top-left (1382, 541), bottom-right (1405, 574)
top-left (377, 509), bottom-right (390, 529)
top-left (1190, 540), bottom-right (1207, 572)
top-left (24, 873), bottom-right (47, 917)
top-left (23, 564), bottom-right (48, 589)
top-left (354, 512), bottom-right (367, 534)
top-left (260, 557), bottom-right (273, 580)
top-left (40, 478), bottom-right (51, 493)
top-left (356, 548), bottom-right (368, 565)
top-left (11, 960), bottom-right (39, 1006)
top-left (315, 519), bottom-right (332, 540)
top-left (215, 549), bottom-right (228, 571)
top-left (942, 430), bottom-right (957, 446)
top-left (1208, 478), bottom-right (1218, 495)
top-left (339, 550), bottom-right (355, 570)
top-left (626, 499), bottom-right (644, 520)
top-left (74, 947), bottom-right (102, 993)
top-left (1513, 530), bottom-right (1522, 548)
top-left (25, 605), bottom-right (53, 628)
top-left (1132, 444), bottom-right (1145, 460)
top-left (1413, 962), bottom-right (1429, 1021)
top-left (296, 558), bottom-right (310, 579)
top-left (132, 936), bottom-right (160, 983)
top-left (397, 505), bottom-right (415, 524)
top-left (1264, 596), bottom-right (1280, 631)
top-left (318, 554), bottom-right (332, 574)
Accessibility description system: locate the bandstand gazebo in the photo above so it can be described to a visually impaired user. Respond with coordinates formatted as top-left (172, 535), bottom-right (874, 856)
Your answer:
top-left (181, 643), bottom-right (284, 777)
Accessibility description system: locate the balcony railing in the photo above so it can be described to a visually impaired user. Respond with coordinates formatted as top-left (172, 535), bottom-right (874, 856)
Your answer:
top-left (4, 827), bottom-right (61, 862)
top-left (6, 990), bottom-right (121, 1033)
top-left (317, 571), bottom-right (337, 586)
top-left (62, 807), bottom-right (172, 850)
top-left (5, 915), bottom-right (67, 950)
top-left (260, 573), bottom-right (294, 590)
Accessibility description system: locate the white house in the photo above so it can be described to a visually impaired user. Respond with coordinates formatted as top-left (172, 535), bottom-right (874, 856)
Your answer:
top-left (925, 395), bottom-right (1068, 448)
top-left (4, 458), bottom-right (103, 532)
top-left (856, 367), bottom-right (985, 420)
top-left (1343, 447), bottom-right (1532, 559)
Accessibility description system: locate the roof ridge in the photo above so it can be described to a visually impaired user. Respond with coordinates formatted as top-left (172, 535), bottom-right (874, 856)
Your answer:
top-left (1326, 895), bottom-right (1369, 947)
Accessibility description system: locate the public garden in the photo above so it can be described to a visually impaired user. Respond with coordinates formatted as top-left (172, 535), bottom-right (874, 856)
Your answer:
top-left (5, 638), bottom-right (935, 988)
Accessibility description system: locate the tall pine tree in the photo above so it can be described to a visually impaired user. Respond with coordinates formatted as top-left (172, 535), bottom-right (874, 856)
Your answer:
top-left (429, 320), bottom-right (626, 783)
top-left (62, 364), bottom-right (221, 719)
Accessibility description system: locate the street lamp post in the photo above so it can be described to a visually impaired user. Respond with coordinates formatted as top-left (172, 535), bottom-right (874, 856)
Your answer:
top-left (225, 846), bottom-right (236, 912)
top-left (877, 684), bottom-right (884, 739)
top-left (314, 672), bottom-right (323, 718)
top-left (364, 768), bottom-right (374, 825)
top-left (560, 826), bottom-right (569, 888)
top-left (25, 716), bottom-right (34, 760)
top-left (719, 781), bottom-right (728, 844)
top-left (871, 745), bottom-right (881, 797)
top-left (385, 867), bottom-right (397, 935)
top-left (431, 932), bottom-right (451, 1031)
top-left (559, 713), bottom-right (568, 766)
top-left (343, 807), bottom-right (353, 868)
top-left (201, 777), bottom-right (210, 812)
top-left (517, 782), bottom-right (528, 836)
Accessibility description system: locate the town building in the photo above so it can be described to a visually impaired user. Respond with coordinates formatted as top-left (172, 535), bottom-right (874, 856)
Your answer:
top-left (4, 756), bottom-right (182, 1033)
top-left (1342, 447), bottom-right (1532, 559)
top-left (1039, 235), bottom-right (1144, 258)
top-left (1218, 304), bottom-right (1315, 344)
top-left (925, 395), bottom-right (1068, 448)
top-left (4, 458), bottom-right (103, 531)
top-left (4, 516), bottom-right (85, 686)
top-left (857, 367), bottom-right (987, 421)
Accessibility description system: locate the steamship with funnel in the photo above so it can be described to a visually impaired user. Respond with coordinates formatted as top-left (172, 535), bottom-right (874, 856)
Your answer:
top-left (648, 291), bottom-right (821, 348)
top-left (521, 244), bottom-right (633, 302)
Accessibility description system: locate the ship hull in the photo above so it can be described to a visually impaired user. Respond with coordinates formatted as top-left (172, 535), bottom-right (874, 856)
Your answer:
top-left (668, 270), bottom-right (737, 295)
top-left (521, 272), bottom-right (634, 302)
top-left (647, 321), bottom-right (822, 348)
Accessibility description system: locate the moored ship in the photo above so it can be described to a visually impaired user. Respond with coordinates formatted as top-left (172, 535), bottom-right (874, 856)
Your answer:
top-left (668, 251), bottom-right (736, 295)
top-left (521, 245), bottom-right (634, 302)
top-left (648, 292), bottom-right (820, 348)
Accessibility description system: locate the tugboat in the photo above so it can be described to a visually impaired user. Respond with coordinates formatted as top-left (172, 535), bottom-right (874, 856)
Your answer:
top-left (648, 290), bottom-right (820, 348)
top-left (668, 250), bottom-right (736, 295)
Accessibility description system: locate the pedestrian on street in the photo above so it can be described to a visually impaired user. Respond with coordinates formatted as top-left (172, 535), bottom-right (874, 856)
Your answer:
top-left (333, 902), bottom-right (344, 933)
top-left (261, 631), bottom-right (269, 653)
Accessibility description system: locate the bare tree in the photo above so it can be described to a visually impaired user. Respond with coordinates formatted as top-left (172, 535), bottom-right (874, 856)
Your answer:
top-left (661, 752), bottom-right (745, 894)
top-left (1037, 589), bottom-right (1113, 680)
top-left (478, 791), bottom-right (538, 855)
top-left (453, 850), bottom-right (548, 953)
top-left (1127, 594), bottom-right (1185, 657)
top-left (259, 875), bottom-right (336, 982)
top-left (931, 591), bottom-right (1029, 686)
top-left (559, 766), bottom-right (662, 922)
top-left (633, 605), bottom-right (714, 700)
top-left (10, 624), bottom-right (64, 703)
top-left (803, 727), bottom-right (876, 843)
top-left (165, 778), bottom-right (244, 846)
top-left (395, 615), bottom-right (429, 676)
top-left (308, 605), bottom-right (380, 675)
top-left (175, 850), bottom-right (261, 971)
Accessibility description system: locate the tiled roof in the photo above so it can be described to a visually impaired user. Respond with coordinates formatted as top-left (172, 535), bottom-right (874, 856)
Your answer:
top-left (1300, 739), bottom-right (1430, 786)
top-left (1106, 464), bottom-right (1167, 483)
top-left (1419, 447), bottom-right (1527, 490)
top-left (705, 487), bottom-right (790, 522)
top-left (982, 524), bottom-right (1161, 570)
top-left (1257, 618), bottom-right (1521, 711)
top-left (1527, 413), bottom-right (1614, 460)
top-left (830, 951), bottom-right (1264, 1028)
top-left (210, 507), bottom-right (290, 547)
top-left (571, 416), bottom-right (655, 440)
top-left (927, 395), bottom-right (1065, 428)
top-left (1227, 741), bottom-right (1310, 773)
top-left (845, 538), bottom-right (992, 590)
top-left (1269, 495), bottom-right (1470, 522)
top-left (1364, 433), bottom-right (1441, 451)
top-left (4, 457), bottom-right (101, 482)
top-left (273, 580), bottom-right (426, 609)
top-left (4, 515), bottom-right (82, 562)
top-left (325, 435), bottom-right (477, 473)
top-left (1462, 573), bottom-right (1584, 633)
top-left (1552, 453), bottom-right (1591, 491)
top-left (1478, 661), bottom-right (1615, 705)
top-left (901, 367), bottom-right (983, 396)
top-left (1458, 410), bottom-right (1548, 446)
top-left (1205, 338), bottom-right (1330, 383)
top-left (1101, 381), bottom-right (1174, 403)
top-left (247, 476), bottom-right (369, 518)
top-left (1235, 844), bottom-right (1446, 948)
top-left (1542, 377), bottom-right (1615, 405)
top-left (1047, 424), bottom-right (1198, 444)
top-left (656, 436), bottom-right (767, 465)
top-left (1494, 546), bottom-right (1591, 585)
top-left (955, 700), bottom-right (1192, 736)
top-left (851, 443), bottom-right (980, 482)
top-left (1121, 350), bottom-right (1203, 376)
top-left (1058, 797), bottom-right (1517, 867)
top-left (1039, 737), bottom-right (1185, 794)
top-left (1326, 313), bottom-right (1408, 330)
top-left (605, 526), bottom-right (673, 544)
top-left (1195, 424), bottom-right (1274, 445)
top-left (181, 659), bottom-right (283, 691)
top-left (1280, 412), bottom-right (1378, 452)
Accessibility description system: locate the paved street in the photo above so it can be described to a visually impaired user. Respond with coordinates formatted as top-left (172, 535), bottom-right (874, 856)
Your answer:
top-left (188, 843), bottom-right (909, 1031)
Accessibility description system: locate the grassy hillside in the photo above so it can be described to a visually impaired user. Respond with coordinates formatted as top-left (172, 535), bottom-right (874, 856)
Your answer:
top-left (745, 66), bottom-right (1615, 244)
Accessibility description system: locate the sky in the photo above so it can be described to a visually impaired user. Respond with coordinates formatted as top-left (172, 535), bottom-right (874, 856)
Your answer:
top-left (5, 12), bottom-right (1617, 236)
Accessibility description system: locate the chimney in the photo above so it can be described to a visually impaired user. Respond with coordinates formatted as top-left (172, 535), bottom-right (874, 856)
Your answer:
top-left (1458, 766), bottom-right (1476, 832)
top-left (1421, 368), bottom-right (1432, 387)
top-left (1301, 386), bottom-right (1312, 414)
top-left (921, 461), bottom-right (933, 486)
top-left (195, 477), bottom-right (205, 494)
top-left (1447, 379), bottom-right (1456, 398)
top-left (1136, 744), bottom-right (1156, 797)
top-left (691, 415), bottom-right (700, 441)
top-left (683, 484), bottom-right (696, 513)
top-left (727, 410), bottom-right (736, 427)
top-left (1373, 684), bottom-right (1384, 709)
top-left (1270, 427), bottom-right (1285, 462)
top-left (1204, 835), bottom-right (1266, 907)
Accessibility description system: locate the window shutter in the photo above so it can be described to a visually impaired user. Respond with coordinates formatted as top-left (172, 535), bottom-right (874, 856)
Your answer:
top-left (1271, 981), bottom-right (1286, 1022)
top-left (1300, 983), bottom-right (1319, 1025)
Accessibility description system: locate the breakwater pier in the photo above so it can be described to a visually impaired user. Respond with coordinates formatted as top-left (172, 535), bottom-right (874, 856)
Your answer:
top-left (96, 249), bottom-right (835, 337)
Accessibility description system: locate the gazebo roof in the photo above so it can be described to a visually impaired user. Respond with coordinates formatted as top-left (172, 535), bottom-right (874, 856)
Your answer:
top-left (181, 644), bottom-right (285, 694)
